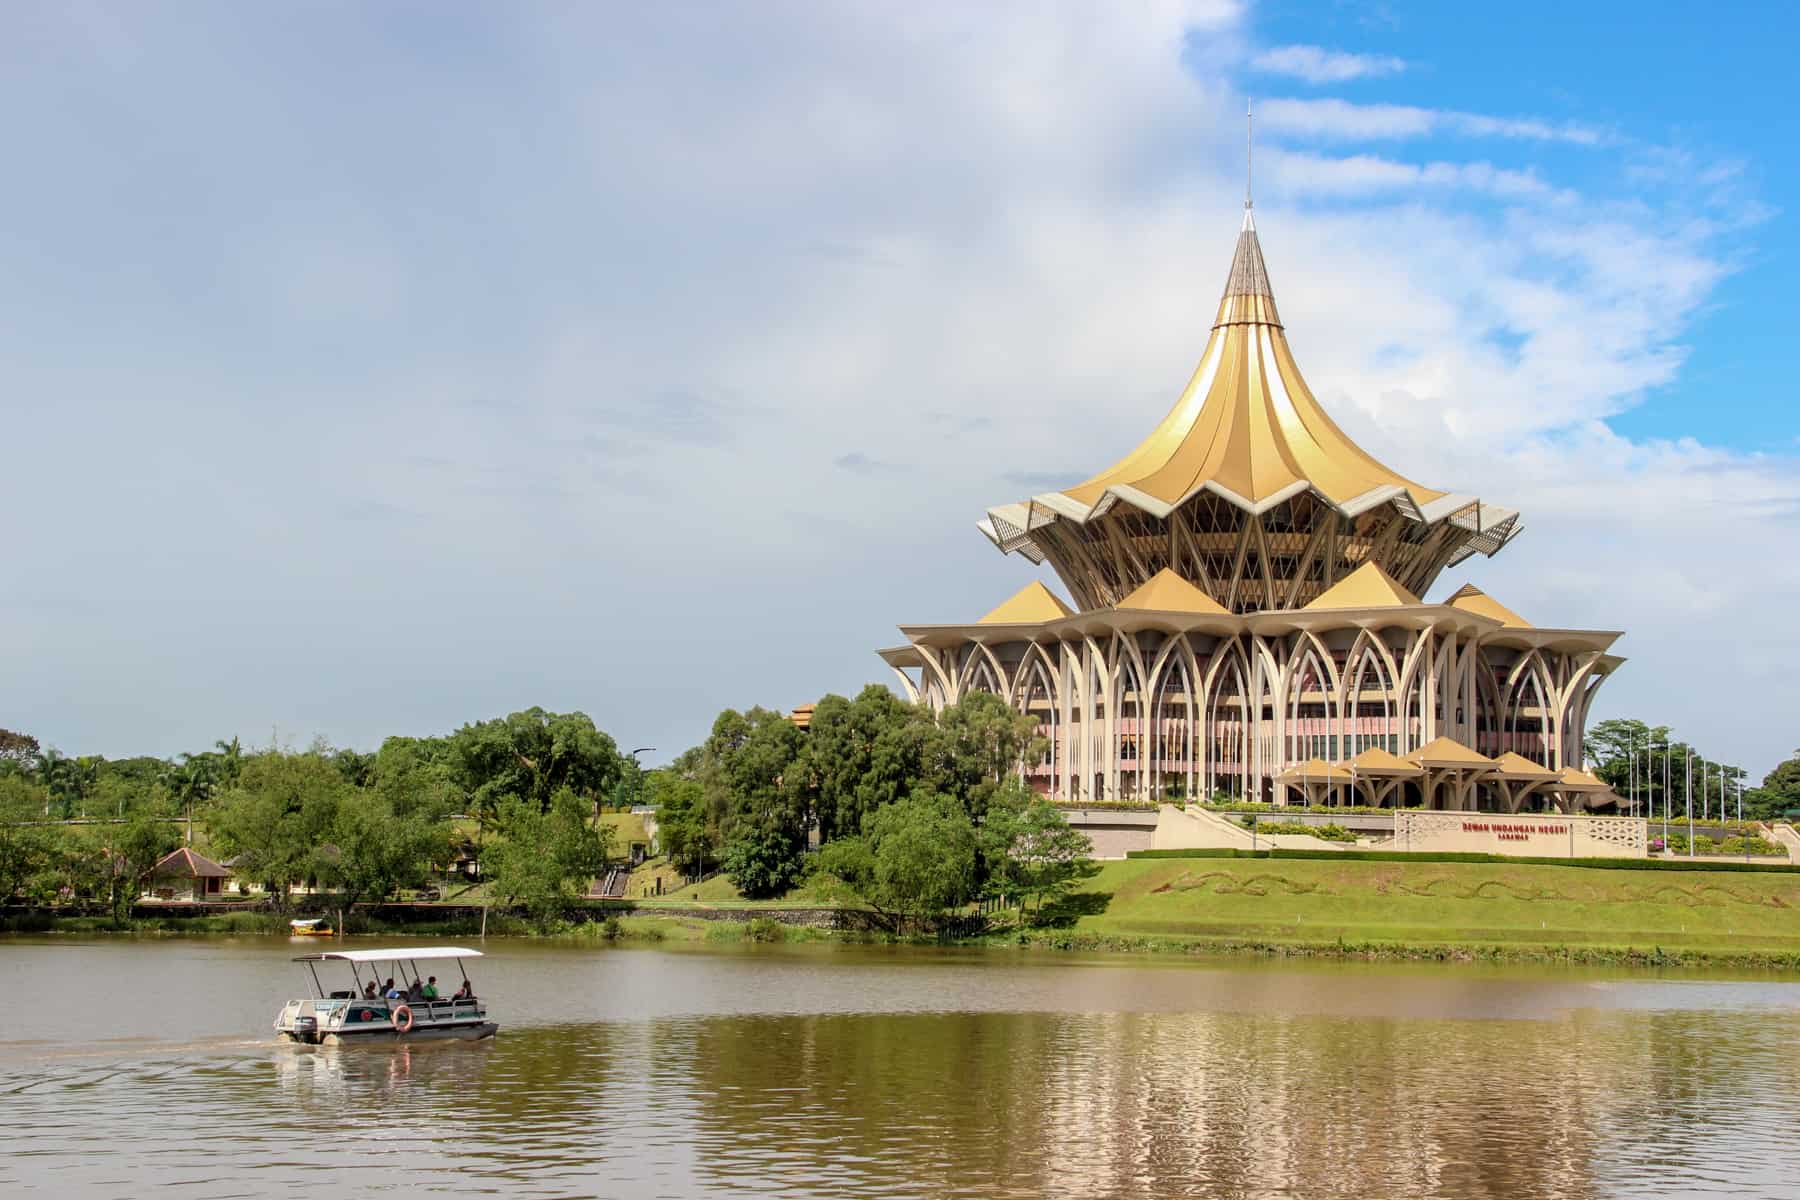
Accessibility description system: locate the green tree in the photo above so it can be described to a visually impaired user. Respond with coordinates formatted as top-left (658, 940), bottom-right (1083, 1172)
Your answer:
top-left (813, 789), bottom-right (977, 931)
top-left (321, 792), bottom-right (447, 928)
top-left (1755, 749), bottom-right (1800, 819)
top-left (208, 751), bottom-right (348, 909)
top-left (450, 708), bottom-right (624, 821)
top-left (790, 686), bottom-right (934, 842)
top-left (646, 770), bottom-right (713, 877)
top-left (483, 788), bottom-right (615, 922)
top-left (101, 815), bottom-right (180, 926)
top-left (331, 748), bottom-right (375, 789)
top-left (0, 728), bottom-right (40, 774)
top-left (703, 707), bottom-right (808, 898)
top-left (0, 776), bottom-right (56, 902)
top-left (371, 736), bottom-right (462, 820)
top-left (932, 691), bottom-right (1048, 821)
top-left (984, 787), bottom-right (1098, 919)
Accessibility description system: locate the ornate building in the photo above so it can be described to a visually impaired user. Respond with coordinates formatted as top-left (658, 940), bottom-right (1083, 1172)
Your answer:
top-left (878, 206), bottom-right (1624, 810)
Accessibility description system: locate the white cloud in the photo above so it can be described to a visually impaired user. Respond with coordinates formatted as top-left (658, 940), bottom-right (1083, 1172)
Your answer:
top-left (1259, 97), bottom-right (1603, 145)
top-left (1251, 44), bottom-right (1405, 83)
top-left (0, 2), bottom-right (1790, 779)
top-left (1263, 149), bottom-right (1573, 203)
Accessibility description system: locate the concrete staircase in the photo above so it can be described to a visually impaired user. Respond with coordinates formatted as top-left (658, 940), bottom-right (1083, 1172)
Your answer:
top-left (1767, 823), bottom-right (1800, 859)
top-left (1151, 804), bottom-right (1351, 852)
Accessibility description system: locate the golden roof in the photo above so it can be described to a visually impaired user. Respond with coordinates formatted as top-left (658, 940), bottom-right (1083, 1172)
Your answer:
top-left (1060, 211), bottom-right (1444, 514)
top-left (978, 581), bottom-right (1074, 625)
top-left (1302, 561), bottom-right (1421, 611)
top-left (1490, 751), bottom-right (1560, 781)
top-left (1446, 584), bottom-right (1532, 628)
top-left (1115, 568), bottom-right (1232, 615)
top-left (1339, 746), bottom-right (1423, 777)
top-left (1276, 758), bottom-right (1354, 784)
top-left (1555, 767), bottom-right (1612, 792)
top-left (1406, 737), bottom-right (1498, 770)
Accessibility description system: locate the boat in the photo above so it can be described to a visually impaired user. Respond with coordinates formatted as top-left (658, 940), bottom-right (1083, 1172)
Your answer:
top-left (289, 918), bottom-right (334, 937)
top-left (275, 947), bottom-right (498, 1044)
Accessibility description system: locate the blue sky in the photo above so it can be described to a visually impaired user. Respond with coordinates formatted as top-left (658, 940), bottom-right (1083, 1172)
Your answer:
top-left (1, 2), bottom-right (1795, 777)
top-left (1248, 1), bottom-right (1795, 452)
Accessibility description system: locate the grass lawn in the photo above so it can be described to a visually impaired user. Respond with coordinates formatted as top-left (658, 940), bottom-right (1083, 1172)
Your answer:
top-left (599, 812), bottom-right (649, 849)
top-left (1062, 858), bottom-right (1800, 956)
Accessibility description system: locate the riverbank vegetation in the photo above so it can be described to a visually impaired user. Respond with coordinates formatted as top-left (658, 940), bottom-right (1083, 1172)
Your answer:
top-left (0, 689), bottom-right (1098, 934)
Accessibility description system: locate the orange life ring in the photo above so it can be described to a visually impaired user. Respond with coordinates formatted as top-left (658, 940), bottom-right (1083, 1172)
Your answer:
top-left (391, 1004), bottom-right (414, 1033)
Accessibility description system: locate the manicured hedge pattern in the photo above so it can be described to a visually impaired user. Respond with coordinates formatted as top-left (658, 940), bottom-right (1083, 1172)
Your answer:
top-left (1124, 847), bottom-right (1800, 873)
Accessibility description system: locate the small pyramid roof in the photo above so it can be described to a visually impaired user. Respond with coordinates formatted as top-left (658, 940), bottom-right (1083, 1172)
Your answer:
top-left (1491, 751), bottom-right (1559, 781)
top-left (1555, 766), bottom-right (1612, 792)
top-left (1446, 583), bottom-right (1532, 628)
top-left (1116, 568), bottom-right (1232, 615)
top-left (1275, 757), bottom-right (1354, 783)
top-left (1406, 737), bottom-right (1498, 771)
top-left (977, 581), bottom-right (1073, 625)
top-left (1303, 562), bottom-right (1422, 611)
top-left (152, 846), bottom-right (231, 879)
top-left (1340, 746), bottom-right (1424, 777)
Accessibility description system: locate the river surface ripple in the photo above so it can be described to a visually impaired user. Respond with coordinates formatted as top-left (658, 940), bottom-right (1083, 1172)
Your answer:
top-left (3, 938), bottom-right (1798, 1199)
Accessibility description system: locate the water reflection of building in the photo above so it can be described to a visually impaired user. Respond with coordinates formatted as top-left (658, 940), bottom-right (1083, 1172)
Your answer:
top-left (878, 204), bottom-right (1625, 811)
top-left (670, 1006), bottom-right (1644, 1198)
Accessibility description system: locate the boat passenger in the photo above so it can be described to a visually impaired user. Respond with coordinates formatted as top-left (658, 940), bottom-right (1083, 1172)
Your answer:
top-left (362, 981), bottom-right (378, 1000)
top-left (405, 978), bottom-right (425, 1002)
top-left (453, 979), bottom-right (473, 1001)
top-left (421, 976), bottom-right (439, 1000)
top-left (384, 978), bottom-right (401, 1000)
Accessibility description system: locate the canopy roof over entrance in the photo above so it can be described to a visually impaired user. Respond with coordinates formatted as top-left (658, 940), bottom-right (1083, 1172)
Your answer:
top-left (1339, 747), bottom-right (1423, 777)
top-left (1276, 758), bottom-right (1353, 784)
top-left (1407, 737), bottom-right (1500, 772)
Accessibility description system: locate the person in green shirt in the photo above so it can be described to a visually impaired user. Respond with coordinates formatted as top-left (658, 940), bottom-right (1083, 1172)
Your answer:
top-left (421, 976), bottom-right (439, 1000)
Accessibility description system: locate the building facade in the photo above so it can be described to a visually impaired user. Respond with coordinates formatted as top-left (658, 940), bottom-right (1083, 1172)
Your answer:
top-left (878, 207), bottom-right (1624, 811)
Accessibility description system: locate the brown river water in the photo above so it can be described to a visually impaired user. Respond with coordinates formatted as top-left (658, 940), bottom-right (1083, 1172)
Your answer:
top-left (2, 937), bottom-right (1798, 1199)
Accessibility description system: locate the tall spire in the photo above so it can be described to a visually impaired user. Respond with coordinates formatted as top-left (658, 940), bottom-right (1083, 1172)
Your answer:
top-left (1218, 98), bottom-right (1275, 324)
top-left (1245, 98), bottom-right (1254, 220)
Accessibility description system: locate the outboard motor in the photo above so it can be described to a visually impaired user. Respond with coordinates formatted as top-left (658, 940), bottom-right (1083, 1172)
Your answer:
top-left (293, 1014), bottom-right (320, 1045)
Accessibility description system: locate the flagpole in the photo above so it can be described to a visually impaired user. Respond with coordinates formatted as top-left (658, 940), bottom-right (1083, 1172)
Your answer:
top-left (1661, 738), bottom-right (1669, 850)
top-left (1686, 748), bottom-right (1694, 859)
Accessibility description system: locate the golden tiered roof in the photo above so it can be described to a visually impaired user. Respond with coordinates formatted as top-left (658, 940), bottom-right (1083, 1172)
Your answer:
top-left (977, 204), bottom-right (1523, 612)
top-left (1060, 210), bottom-right (1443, 515)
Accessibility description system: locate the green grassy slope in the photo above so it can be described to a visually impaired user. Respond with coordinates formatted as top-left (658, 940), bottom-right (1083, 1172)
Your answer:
top-left (1065, 858), bottom-right (1800, 955)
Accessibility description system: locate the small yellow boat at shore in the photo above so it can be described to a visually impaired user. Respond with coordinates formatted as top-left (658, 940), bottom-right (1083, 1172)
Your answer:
top-left (289, 918), bottom-right (334, 937)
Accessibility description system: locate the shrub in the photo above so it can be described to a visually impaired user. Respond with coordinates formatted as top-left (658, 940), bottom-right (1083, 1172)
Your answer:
top-left (1124, 848), bottom-right (1800, 872)
top-left (745, 916), bottom-right (787, 943)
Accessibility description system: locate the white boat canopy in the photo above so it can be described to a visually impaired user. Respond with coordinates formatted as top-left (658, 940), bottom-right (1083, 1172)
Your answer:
top-left (292, 947), bottom-right (484, 964)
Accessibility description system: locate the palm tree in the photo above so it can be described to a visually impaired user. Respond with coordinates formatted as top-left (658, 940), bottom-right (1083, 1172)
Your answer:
top-left (171, 755), bottom-right (218, 846)
top-left (214, 737), bottom-right (243, 786)
top-left (36, 749), bottom-right (68, 818)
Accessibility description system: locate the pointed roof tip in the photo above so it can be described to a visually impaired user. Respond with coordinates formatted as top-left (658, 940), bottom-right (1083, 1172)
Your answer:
top-left (1222, 222), bottom-right (1274, 301)
top-left (1116, 568), bottom-right (1232, 615)
top-left (1445, 583), bottom-right (1533, 628)
top-left (1302, 561), bottom-right (1422, 612)
top-left (977, 580), bottom-right (1074, 625)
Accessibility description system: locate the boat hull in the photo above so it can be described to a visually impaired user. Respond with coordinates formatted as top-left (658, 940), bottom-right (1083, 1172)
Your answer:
top-left (282, 1022), bottom-right (499, 1045)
